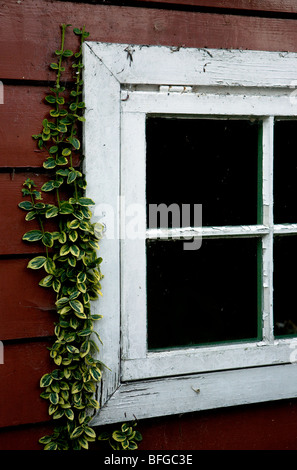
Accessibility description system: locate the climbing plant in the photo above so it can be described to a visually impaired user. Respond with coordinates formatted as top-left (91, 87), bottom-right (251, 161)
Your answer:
top-left (19, 23), bottom-right (142, 451)
top-left (18, 24), bottom-right (104, 450)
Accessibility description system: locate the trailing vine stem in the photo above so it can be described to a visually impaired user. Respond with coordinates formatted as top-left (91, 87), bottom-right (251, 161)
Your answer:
top-left (19, 24), bottom-right (104, 451)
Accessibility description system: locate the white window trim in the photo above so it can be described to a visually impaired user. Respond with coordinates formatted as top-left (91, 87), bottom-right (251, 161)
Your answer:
top-left (83, 42), bottom-right (297, 426)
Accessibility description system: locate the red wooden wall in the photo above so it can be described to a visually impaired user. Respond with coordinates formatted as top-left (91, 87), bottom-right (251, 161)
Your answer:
top-left (1, 0), bottom-right (297, 450)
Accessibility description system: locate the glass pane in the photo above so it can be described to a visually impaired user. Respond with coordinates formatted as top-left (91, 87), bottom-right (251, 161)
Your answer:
top-left (274, 120), bottom-right (297, 224)
top-left (274, 235), bottom-right (297, 337)
top-left (146, 117), bottom-right (260, 227)
top-left (147, 238), bottom-right (260, 350)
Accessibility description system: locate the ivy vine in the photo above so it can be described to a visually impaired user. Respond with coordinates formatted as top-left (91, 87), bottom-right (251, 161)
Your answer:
top-left (18, 24), bottom-right (104, 451)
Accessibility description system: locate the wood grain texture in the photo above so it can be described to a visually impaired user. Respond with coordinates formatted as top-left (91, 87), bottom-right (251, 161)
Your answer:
top-left (0, 341), bottom-right (53, 427)
top-left (0, 258), bottom-right (55, 341)
top-left (129, 0), bottom-right (297, 13)
top-left (0, 85), bottom-right (52, 168)
top-left (2, 0), bottom-right (297, 81)
top-left (0, 422), bottom-right (54, 450)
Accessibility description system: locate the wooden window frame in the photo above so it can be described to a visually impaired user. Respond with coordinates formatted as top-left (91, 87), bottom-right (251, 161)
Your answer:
top-left (83, 42), bottom-right (297, 426)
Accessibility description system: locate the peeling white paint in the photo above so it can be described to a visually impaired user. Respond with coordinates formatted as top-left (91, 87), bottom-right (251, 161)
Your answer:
top-left (84, 42), bottom-right (297, 425)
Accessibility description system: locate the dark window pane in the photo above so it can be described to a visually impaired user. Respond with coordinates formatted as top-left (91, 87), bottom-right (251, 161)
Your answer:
top-left (274, 235), bottom-right (297, 336)
top-left (146, 117), bottom-right (260, 227)
top-left (147, 238), bottom-right (260, 350)
top-left (274, 120), bottom-right (297, 224)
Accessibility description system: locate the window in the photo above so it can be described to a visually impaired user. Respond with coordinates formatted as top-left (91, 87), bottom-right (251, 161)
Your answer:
top-left (83, 43), bottom-right (297, 425)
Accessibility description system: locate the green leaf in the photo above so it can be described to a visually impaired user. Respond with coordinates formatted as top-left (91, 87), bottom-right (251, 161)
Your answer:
top-left (58, 231), bottom-right (67, 243)
top-left (44, 258), bottom-right (56, 274)
top-left (70, 426), bottom-right (84, 440)
top-left (56, 97), bottom-right (65, 105)
top-left (59, 202), bottom-right (74, 214)
top-left (40, 373), bottom-right (53, 388)
top-left (59, 306), bottom-right (72, 315)
top-left (52, 278), bottom-right (61, 293)
top-left (89, 366), bottom-right (102, 382)
top-left (70, 245), bottom-right (80, 257)
top-left (65, 408), bottom-right (74, 420)
top-left (45, 205), bottom-right (59, 218)
top-left (63, 49), bottom-right (73, 57)
top-left (44, 441), bottom-right (58, 450)
top-left (69, 299), bottom-right (84, 314)
top-left (134, 430), bottom-right (143, 442)
top-left (112, 431), bottom-right (126, 442)
top-left (56, 168), bottom-right (69, 177)
top-left (60, 244), bottom-right (70, 256)
top-left (68, 136), bottom-right (80, 150)
top-left (22, 230), bottom-right (43, 242)
top-left (56, 156), bottom-right (68, 165)
top-left (67, 170), bottom-right (77, 184)
top-left (50, 63), bottom-right (59, 70)
top-left (39, 275), bottom-right (53, 288)
top-left (51, 369), bottom-right (64, 380)
top-left (71, 381), bottom-right (83, 394)
top-left (84, 427), bottom-right (96, 440)
top-left (77, 328), bottom-right (92, 337)
top-left (18, 201), bottom-right (34, 211)
top-left (98, 431), bottom-right (111, 441)
top-left (69, 230), bottom-right (78, 242)
top-left (77, 197), bottom-right (95, 206)
top-left (25, 211), bottom-right (36, 221)
top-left (49, 145), bottom-right (58, 154)
top-left (48, 404), bottom-right (58, 415)
top-left (77, 271), bottom-right (86, 283)
top-left (66, 344), bottom-right (79, 355)
top-left (68, 256), bottom-right (76, 267)
top-left (80, 341), bottom-right (90, 358)
top-left (43, 157), bottom-right (57, 169)
top-left (55, 297), bottom-right (69, 308)
top-left (50, 109), bottom-right (60, 117)
top-left (78, 437), bottom-right (89, 449)
top-left (45, 95), bottom-right (56, 103)
top-left (39, 435), bottom-right (53, 444)
top-left (73, 27), bottom-right (82, 35)
top-left (53, 409), bottom-right (65, 420)
top-left (27, 256), bottom-right (47, 270)
top-left (62, 148), bottom-right (72, 156)
top-left (67, 219), bottom-right (80, 229)
top-left (41, 180), bottom-right (56, 192)
top-left (127, 441), bottom-right (138, 450)
top-left (42, 232), bottom-right (54, 247)
top-left (49, 392), bottom-right (59, 405)
top-left (74, 310), bottom-right (87, 320)
top-left (56, 123), bottom-right (67, 133)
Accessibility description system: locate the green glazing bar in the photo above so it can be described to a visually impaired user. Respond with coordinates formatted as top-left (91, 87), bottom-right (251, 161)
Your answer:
top-left (257, 121), bottom-right (263, 225)
top-left (257, 238), bottom-right (263, 340)
top-left (257, 121), bottom-right (264, 341)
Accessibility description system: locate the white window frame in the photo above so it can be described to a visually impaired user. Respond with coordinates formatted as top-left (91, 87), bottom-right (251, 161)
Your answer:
top-left (83, 42), bottom-right (297, 426)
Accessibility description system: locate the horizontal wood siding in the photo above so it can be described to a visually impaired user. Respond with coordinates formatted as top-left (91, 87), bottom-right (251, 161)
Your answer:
top-left (1, 0), bottom-right (297, 450)
top-left (0, 342), bottom-right (53, 428)
top-left (129, 0), bottom-right (297, 14)
top-left (3, 1), bottom-right (297, 81)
